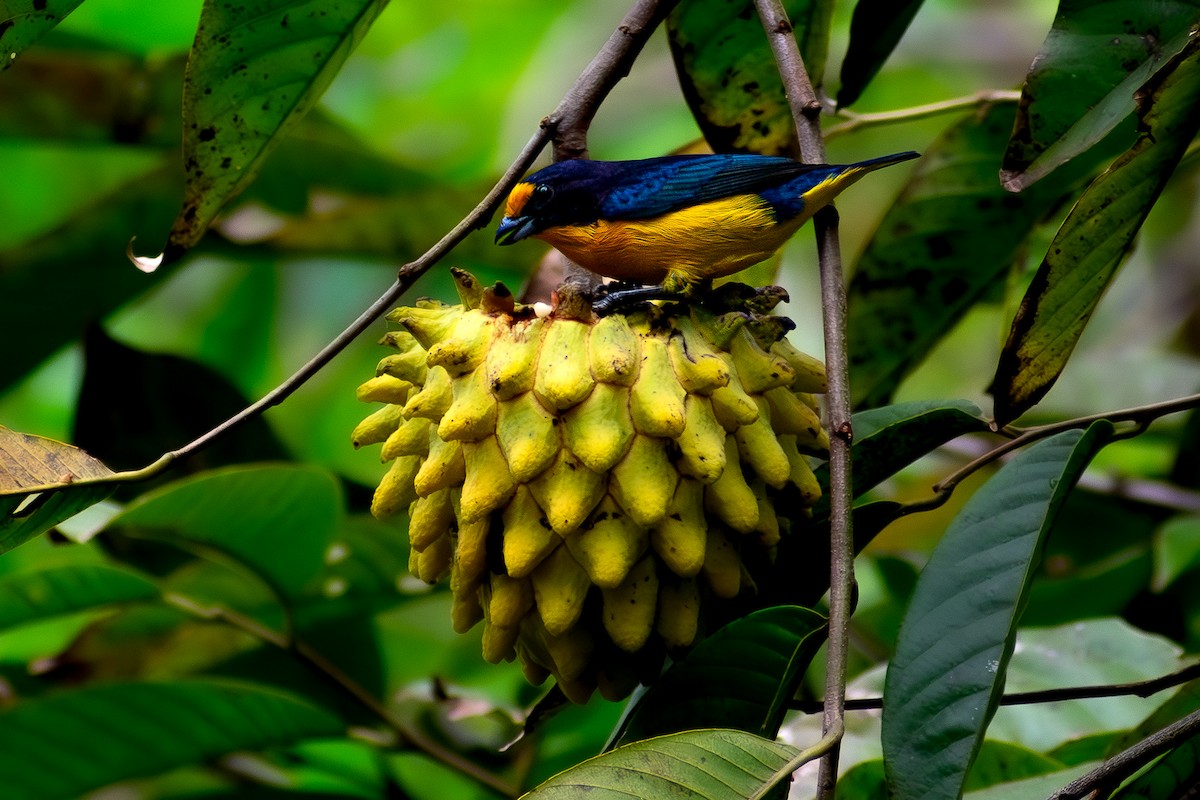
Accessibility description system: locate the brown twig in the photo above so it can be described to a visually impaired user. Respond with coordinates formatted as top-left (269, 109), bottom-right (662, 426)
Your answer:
top-left (1049, 706), bottom-right (1200, 799)
top-left (792, 660), bottom-right (1200, 713)
top-left (753, 3), bottom-right (852, 797)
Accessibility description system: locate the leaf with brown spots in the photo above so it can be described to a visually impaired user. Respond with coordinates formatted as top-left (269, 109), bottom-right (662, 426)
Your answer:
top-left (0, 0), bottom-right (84, 71)
top-left (993, 32), bottom-right (1200, 426)
top-left (165, 0), bottom-right (388, 261)
top-left (0, 426), bottom-right (115, 553)
top-left (668, 0), bottom-right (833, 156)
top-left (1000, 0), bottom-right (1200, 192)
top-left (846, 102), bottom-right (1105, 409)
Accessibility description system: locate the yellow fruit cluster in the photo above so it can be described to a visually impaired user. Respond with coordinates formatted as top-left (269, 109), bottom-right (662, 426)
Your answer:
top-left (353, 270), bottom-right (827, 702)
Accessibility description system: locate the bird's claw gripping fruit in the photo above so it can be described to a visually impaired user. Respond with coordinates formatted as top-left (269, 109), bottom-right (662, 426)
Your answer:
top-left (353, 270), bottom-right (827, 703)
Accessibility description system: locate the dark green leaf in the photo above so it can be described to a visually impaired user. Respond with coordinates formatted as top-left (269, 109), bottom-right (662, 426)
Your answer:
top-left (0, 564), bottom-right (158, 632)
top-left (166, 0), bottom-right (388, 258)
top-left (882, 423), bottom-right (1112, 800)
top-left (524, 728), bottom-right (798, 799)
top-left (993, 34), bottom-right (1200, 425)
top-left (836, 0), bottom-right (925, 107)
top-left (846, 102), bottom-right (1097, 407)
top-left (812, 399), bottom-right (988, 518)
top-left (74, 325), bottom-right (289, 484)
top-left (0, 680), bottom-right (344, 800)
top-left (107, 465), bottom-right (341, 599)
top-left (0, 1), bottom-right (84, 70)
top-left (612, 606), bottom-right (826, 747)
top-left (0, 426), bottom-right (116, 552)
top-left (668, 0), bottom-right (832, 155)
top-left (1000, 0), bottom-right (1200, 191)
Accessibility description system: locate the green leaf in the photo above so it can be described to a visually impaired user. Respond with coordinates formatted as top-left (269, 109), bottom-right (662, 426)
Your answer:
top-left (992, 34), bottom-right (1200, 425)
top-left (0, 426), bottom-right (116, 553)
top-left (1000, 0), bottom-right (1200, 191)
top-left (523, 728), bottom-right (799, 800)
top-left (0, 564), bottom-right (158, 632)
top-left (0, 680), bottom-right (344, 800)
top-left (812, 399), bottom-right (988, 518)
top-left (846, 102), bottom-right (1093, 408)
top-left (612, 606), bottom-right (827, 747)
top-left (0, 1), bottom-right (85, 70)
top-left (668, 0), bottom-right (833, 155)
top-left (107, 465), bottom-right (341, 599)
top-left (166, 0), bottom-right (387, 259)
top-left (836, 0), bottom-right (925, 108)
top-left (881, 422), bottom-right (1112, 800)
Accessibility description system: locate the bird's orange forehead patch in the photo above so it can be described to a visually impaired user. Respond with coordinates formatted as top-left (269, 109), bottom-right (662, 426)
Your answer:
top-left (505, 182), bottom-right (534, 217)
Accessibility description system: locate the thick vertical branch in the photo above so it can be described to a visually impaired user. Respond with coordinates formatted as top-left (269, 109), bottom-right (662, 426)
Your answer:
top-left (754, 2), bottom-right (855, 797)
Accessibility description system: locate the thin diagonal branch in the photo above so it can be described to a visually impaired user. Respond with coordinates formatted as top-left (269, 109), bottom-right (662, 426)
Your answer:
top-left (753, 3), bottom-right (852, 798)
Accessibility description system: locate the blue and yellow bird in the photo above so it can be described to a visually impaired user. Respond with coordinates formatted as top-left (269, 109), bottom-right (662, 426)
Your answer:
top-left (495, 151), bottom-right (919, 293)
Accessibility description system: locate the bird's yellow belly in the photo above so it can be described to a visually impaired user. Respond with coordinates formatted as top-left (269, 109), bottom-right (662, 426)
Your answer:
top-left (536, 194), bottom-right (801, 285)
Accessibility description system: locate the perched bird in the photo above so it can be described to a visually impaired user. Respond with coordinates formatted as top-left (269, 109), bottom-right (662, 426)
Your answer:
top-left (495, 151), bottom-right (919, 292)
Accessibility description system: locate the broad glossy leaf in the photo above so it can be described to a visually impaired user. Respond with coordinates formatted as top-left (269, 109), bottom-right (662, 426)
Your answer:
top-left (166, 0), bottom-right (387, 259)
top-left (846, 102), bottom-right (1094, 408)
top-left (0, 564), bottom-right (157, 632)
top-left (524, 728), bottom-right (798, 799)
top-left (0, 680), bottom-right (343, 800)
top-left (882, 423), bottom-right (1111, 800)
top-left (992, 35), bottom-right (1200, 425)
top-left (668, 0), bottom-right (832, 155)
top-left (0, 1), bottom-right (84, 70)
top-left (1001, 0), bottom-right (1200, 191)
top-left (106, 465), bottom-right (341, 599)
top-left (612, 606), bottom-right (826, 747)
top-left (0, 426), bottom-right (116, 552)
top-left (812, 399), bottom-right (988, 518)
top-left (836, 0), bottom-right (925, 107)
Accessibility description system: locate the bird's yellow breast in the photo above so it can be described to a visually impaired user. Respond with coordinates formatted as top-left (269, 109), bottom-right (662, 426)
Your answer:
top-left (536, 194), bottom-right (801, 284)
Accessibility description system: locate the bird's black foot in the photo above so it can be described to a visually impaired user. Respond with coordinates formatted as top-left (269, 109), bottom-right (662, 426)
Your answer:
top-left (590, 284), bottom-right (687, 315)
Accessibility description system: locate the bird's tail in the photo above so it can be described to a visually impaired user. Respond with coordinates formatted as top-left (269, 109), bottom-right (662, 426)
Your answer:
top-left (846, 150), bottom-right (921, 173)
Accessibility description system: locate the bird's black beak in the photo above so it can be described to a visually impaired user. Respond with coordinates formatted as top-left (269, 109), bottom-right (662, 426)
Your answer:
top-left (495, 215), bottom-right (537, 245)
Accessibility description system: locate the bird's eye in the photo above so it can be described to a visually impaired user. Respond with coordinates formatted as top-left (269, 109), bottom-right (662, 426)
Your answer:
top-left (531, 184), bottom-right (553, 206)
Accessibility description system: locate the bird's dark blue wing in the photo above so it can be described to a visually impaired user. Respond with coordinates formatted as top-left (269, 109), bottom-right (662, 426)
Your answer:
top-left (597, 154), bottom-right (816, 219)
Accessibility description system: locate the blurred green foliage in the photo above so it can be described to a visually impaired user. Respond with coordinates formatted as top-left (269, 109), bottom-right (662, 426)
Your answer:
top-left (3, 0), bottom-right (1200, 798)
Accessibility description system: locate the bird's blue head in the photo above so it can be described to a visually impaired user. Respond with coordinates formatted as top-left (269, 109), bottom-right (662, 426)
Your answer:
top-left (495, 160), bottom-right (614, 245)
